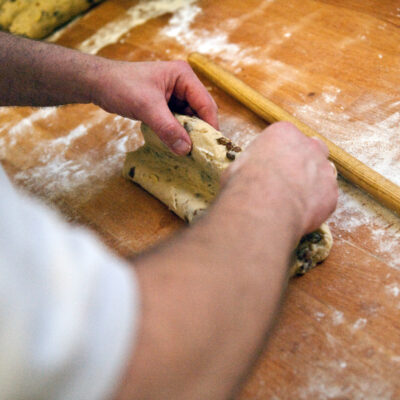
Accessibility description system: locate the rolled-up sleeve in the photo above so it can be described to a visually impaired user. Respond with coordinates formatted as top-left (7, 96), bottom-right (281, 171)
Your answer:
top-left (0, 167), bottom-right (139, 400)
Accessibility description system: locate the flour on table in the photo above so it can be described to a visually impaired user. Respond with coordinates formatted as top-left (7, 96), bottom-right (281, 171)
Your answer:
top-left (159, 3), bottom-right (259, 70)
top-left (0, 107), bottom-right (140, 209)
top-left (385, 283), bottom-right (400, 298)
top-left (78, 0), bottom-right (196, 55)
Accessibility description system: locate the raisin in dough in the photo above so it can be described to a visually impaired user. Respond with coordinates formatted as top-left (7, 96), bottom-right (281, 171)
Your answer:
top-left (123, 114), bottom-right (333, 276)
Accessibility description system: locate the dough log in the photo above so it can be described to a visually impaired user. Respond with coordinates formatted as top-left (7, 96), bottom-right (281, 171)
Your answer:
top-left (123, 114), bottom-right (333, 277)
top-left (0, 0), bottom-right (103, 38)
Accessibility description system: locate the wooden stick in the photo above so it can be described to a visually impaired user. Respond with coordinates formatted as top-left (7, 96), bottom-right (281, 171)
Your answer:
top-left (188, 52), bottom-right (400, 216)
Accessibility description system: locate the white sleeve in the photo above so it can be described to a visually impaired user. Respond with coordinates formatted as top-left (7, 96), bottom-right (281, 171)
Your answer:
top-left (0, 166), bottom-right (139, 400)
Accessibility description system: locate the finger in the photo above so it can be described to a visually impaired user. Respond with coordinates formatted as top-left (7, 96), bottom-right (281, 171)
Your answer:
top-left (310, 136), bottom-right (329, 158)
top-left (141, 97), bottom-right (192, 155)
top-left (175, 64), bottom-right (219, 129)
top-left (329, 161), bottom-right (338, 178)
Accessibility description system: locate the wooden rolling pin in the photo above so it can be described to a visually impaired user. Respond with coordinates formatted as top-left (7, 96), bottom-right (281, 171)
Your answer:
top-left (188, 52), bottom-right (400, 216)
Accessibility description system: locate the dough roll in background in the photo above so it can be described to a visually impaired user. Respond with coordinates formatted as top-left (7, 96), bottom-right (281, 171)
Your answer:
top-left (0, 0), bottom-right (103, 39)
top-left (123, 114), bottom-right (333, 277)
top-left (0, 0), bottom-right (30, 30)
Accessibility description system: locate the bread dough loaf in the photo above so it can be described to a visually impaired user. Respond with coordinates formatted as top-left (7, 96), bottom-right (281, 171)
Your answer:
top-left (0, 0), bottom-right (30, 30)
top-left (123, 114), bottom-right (333, 276)
top-left (0, 0), bottom-right (102, 38)
top-left (123, 115), bottom-right (235, 223)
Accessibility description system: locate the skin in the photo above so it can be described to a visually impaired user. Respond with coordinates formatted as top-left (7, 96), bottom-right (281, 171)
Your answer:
top-left (0, 31), bottom-right (217, 155)
top-left (0, 32), bottom-right (338, 399)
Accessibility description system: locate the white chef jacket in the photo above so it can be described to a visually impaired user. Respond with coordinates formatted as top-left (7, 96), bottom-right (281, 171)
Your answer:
top-left (0, 166), bottom-right (138, 400)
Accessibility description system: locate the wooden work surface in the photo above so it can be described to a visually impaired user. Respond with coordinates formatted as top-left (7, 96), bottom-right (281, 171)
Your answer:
top-left (1, 0), bottom-right (400, 398)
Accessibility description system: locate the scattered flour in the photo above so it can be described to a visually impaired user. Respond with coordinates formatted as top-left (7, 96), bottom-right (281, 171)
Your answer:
top-left (2, 108), bottom-right (140, 206)
top-left (352, 318), bottom-right (367, 331)
top-left (385, 283), bottom-right (400, 297)
top-left (1, 3), bottom-right (399, 399)
top-left (331, 310), bottom-right (345, 326)
top-left (314, 311), bottom-right (326, 321)
top-left (78, 0), bottom-right (196, 54)
top-left (328, 179), bottom-right (400, 269)
top-left (5, 108), bottom-right (56, 147)
top-left (322, 92), bottom-right (337, 104)
top-left (292, 96), bottom-right (400, 187)
top-left (298, 364), bottom-right (393, 400)
top-left (159, 3), bottom-right (259, 68)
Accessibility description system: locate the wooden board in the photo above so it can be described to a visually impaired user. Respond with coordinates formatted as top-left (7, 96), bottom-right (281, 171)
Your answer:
top-left (1, 0), bottom-right (400, 398)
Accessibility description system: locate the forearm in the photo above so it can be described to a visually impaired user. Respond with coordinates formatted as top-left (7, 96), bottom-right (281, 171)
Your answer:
top-left (0, 31), bottom-right (100, 106)
top-left (115, 173), bottom-right (303, 400)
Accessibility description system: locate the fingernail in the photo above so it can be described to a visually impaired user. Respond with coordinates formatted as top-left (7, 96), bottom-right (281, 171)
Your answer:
top-left (172, 139), bottom-right (191, 155)
top-left (311, 136), bottom-right (323, 142)
top-left (329, 161), bottom-right (338, 178)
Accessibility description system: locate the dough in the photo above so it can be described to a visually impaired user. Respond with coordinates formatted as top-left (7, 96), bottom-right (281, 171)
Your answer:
top-left (0, 0), bottom-right (102, 38)
top-left (123, 114), bottom-right (333, 276)
top-left (0, 0), bottom-right (30, 30)
top-left (289, 223), bottom-right (332, 277)
top-left (123, 115), bottom-right (234, 223)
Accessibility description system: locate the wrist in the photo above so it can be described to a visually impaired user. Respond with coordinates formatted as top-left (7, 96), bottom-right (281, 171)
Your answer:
top-left (83, 55), bottom-right (112, 106)
top-left (39, 46), bottom-right (105, 106)
top-left (220, 164), bottom-right (306, 244)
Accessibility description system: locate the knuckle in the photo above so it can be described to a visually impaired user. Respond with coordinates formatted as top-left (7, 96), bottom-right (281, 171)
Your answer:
top-left (268, 121), bottom-right (303, 142)
top-left (276, 121), bottom-right (302, 137)
top-left (154, 121), bottom-right (179, 141)
top-left (274, 121), bottom-right (297, 131)
top-left (172, 59), bottom-right (190, 71)
top-left (195, 102), bottom-right (210, 114)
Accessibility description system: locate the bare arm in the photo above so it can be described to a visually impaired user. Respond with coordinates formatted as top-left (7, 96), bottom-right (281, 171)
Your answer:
top-left (0, 32), bottom-right (338, 398)
top-left (115, 123), bottom-right (338, 400)
top-left (0, 31), bottom-right (94, 107)
top-left (0, 32), bottom-right (218, 155)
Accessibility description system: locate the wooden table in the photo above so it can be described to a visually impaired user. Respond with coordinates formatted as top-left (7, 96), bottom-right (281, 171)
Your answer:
top-left (1, 0), bottom-right (400, 398)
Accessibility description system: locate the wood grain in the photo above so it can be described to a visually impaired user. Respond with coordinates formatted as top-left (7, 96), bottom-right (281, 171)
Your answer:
top-left (188, 51), bottom-right (400, 217)
top-left (1, 0), bottom-right (400, 398)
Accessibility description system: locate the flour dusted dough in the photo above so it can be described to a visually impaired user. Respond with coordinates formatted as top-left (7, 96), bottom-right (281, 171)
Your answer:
top-left (123, 115), bottom-right (333, 276)
top-left (0, 0), bottom-right (102, 38)
top-left (123, 115), bottom-right (233, 223)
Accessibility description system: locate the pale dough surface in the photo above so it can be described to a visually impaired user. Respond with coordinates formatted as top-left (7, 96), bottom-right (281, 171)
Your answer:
top-left (123, 115), bottom-right (333, 276)
top-left (0, 0), bottom-right (102, 38)
top-left (123, 115), bottom-right (233, 222)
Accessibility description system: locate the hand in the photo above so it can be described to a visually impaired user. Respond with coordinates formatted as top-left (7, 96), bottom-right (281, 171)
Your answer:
top-left (223, 121), bottom-right (338, 236)
top-left (91, 59), bottom-right (218, 155)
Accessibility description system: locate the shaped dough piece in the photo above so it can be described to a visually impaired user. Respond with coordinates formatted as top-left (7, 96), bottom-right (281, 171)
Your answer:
top-left (0, 0), bottom-right (102, 38)
top-left (0, 0), bottom-right (31, 30)
top-left (123, 114), bottom-right (333, 276)
top-left (289, 223), bottom-right (332, 277)
top-left (123, 115), bottom-right (234, 223)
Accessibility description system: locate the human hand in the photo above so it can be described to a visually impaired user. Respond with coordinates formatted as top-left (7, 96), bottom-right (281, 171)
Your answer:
top-left (91, 59), bottom-right (218, 155)
top-left (222, 122), bottom-right (338, 236)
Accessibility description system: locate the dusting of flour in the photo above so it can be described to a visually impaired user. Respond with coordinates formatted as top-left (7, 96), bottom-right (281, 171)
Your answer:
top-left (1, 107), bottom-right (140, 209)
top-left (159, 4), bottom-right (259, 68)
top-left (1, 2), bottom-right (400, 399)
top-left (78, 0), bottom-right (196, 54)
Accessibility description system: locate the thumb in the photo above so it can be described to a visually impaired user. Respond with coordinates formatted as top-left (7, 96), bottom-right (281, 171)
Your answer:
top-left (142, 101), bottom-right (192, 155)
